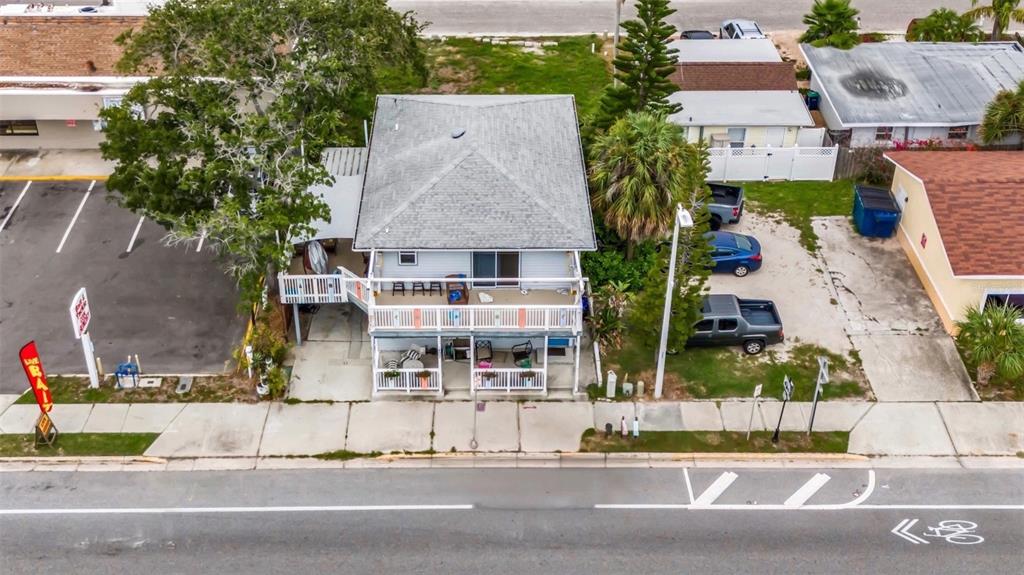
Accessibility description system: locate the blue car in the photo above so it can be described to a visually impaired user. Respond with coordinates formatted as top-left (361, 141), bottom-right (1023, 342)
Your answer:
top-left (704, 231), bottom-right (762, 277)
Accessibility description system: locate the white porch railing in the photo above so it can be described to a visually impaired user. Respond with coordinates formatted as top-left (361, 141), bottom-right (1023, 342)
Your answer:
top-left (708, 145), bottom-right (838, 181)
top-left (373, 368), bottom-right (442, 394)
top-left (279, 274), bottom-right (348, 304)
top-left (473, 368), bottom-right (546, 392)
top-left (371, 305), bottom-right (580, 332)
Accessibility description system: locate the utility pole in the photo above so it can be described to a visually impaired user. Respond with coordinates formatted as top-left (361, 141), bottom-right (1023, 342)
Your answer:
top-left (654, 204), bottom-right (694, 399)
top-left (612, 0), bottom-right (624, 87)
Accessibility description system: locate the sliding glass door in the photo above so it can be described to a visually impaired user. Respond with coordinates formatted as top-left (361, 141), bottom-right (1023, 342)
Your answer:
top-left (472, 252), bottom-right (519, 288)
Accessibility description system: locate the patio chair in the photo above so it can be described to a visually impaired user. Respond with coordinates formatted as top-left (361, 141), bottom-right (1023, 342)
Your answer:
top-left (475, 340), bottom-right (493, 363)
top-left (512, 341), bottom-right (533, 368)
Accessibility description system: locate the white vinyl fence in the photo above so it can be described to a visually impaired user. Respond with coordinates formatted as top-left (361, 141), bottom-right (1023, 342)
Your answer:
top-left (708, 146), bottom-right (838, 182)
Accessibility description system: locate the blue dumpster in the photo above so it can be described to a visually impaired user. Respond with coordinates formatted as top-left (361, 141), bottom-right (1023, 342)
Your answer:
top-left (853, 185), bottom-right (901, 238)
top-left (805, 90), bottom-right (820, 111)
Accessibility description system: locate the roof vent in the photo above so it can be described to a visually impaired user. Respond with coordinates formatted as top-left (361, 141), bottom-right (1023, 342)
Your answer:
top-left (451, 128), bottom-right (466, 139)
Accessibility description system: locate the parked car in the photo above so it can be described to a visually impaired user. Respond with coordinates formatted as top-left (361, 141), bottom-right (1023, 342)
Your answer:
top-left (680, 30), bottom-right (716, 39)
top-left (686, 295), bottom-right (783, 355)
top-left (705, 231), bottom-right (762, 277)
top-left (719, 19), bottom-right (767, 39)
top-left (705, 182), bottom-right (744, 230)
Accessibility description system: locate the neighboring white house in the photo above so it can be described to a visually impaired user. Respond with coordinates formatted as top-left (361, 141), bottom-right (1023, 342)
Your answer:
top-left (665, 57), bottom-right (835, 181)
top-left (667, 38), bottom-right (782, 63)
top-left (278, 95), bottom-right (596, 399)
top-left (801, 42), bottom-right (1024, 147)
top-left (0, 14), bottom-right (147, 149)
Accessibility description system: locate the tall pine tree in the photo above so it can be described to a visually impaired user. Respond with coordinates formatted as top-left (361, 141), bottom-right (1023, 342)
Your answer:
top-left (593, 0), bottom-right (681, 131)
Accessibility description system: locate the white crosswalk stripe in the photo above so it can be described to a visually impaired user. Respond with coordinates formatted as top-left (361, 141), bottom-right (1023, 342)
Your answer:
top-left (692, 472), bottom-right (738, 506)
top-left (784, 473), bottom-right (831, 507)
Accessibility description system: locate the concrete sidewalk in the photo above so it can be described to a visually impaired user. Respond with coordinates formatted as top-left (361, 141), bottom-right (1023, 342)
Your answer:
top-left (2, 396), bottom-right (1022, 459)
top-left (0, 150), bottom-right (114, 179)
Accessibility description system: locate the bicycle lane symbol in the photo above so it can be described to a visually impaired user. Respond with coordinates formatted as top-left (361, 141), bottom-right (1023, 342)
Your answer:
top-left (892, 518), bottom-right (985, 545)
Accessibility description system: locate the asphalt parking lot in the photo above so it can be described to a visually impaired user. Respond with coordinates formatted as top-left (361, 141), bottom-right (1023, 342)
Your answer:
top-left (0, 179), bottom-right (245, 393)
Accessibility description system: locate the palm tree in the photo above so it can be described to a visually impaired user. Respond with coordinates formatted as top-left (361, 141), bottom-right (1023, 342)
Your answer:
top-left (800, 0), bottom-right (861, 49)
top-left (964, 0), bottom-right (1024, 40)
top-left (980, 80), bottom-right (1024, 147)
top-left (589, 111), bottom-right (696, 259)
top-left (907, 8), bottom-right (985, 42)
top-left (955, 304), bottom-right (1024, 386)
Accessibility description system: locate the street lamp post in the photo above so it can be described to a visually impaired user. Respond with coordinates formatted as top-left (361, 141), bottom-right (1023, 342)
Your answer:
top-left (612, 0), bottom-right (624, 87)
top-left (654, 204), bottom-right (694, 399)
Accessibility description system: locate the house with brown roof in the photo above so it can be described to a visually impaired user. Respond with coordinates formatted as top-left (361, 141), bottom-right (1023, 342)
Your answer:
top-left (665, 57), bottom-right (819, 150)
top-left (884, 151), bottom-right (1024, 334)
top-left (0, 15), bottom-right (146, 149)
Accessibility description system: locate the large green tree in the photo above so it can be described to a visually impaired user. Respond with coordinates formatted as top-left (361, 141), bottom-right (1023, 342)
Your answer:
top-left (589, 111), bottom-right (704, 260)
top-left (100, 0), bottom-right (425, 306)
top-left (980, 80), bottom-right (1024, 147)
top-left (592, 0), bottom-right (681, 131)
top-left (907, 8), bottom-right (985, 42)
top-left (800, 0), bottom-right (861, 49)
top-left (964, 0), bottom-right (1024, 40)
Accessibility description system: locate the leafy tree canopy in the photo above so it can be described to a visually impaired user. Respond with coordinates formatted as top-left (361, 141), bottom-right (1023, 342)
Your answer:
top-left (980, 80), bottom-right (1024, 146)
top-left (799, 0), bottom-right (861, 49)
top-left (964, 0), bottom-right (1024, 41)
top-left (907, 8), bottom-right (985, 42)
top-left (101, 0), bottom-right (425, 305)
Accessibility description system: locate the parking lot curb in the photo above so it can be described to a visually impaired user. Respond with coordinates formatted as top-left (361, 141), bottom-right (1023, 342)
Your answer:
top-left (0, 175), bottom-right (110, 182)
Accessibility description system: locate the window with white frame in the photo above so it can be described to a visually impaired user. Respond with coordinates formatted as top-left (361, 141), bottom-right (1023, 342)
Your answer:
top-left (397, 251), bottom-right (417, 266)
top-left (874, 126), bottom-right (893, 141)
top-left (947, 125), bottom-right (969, 140)
top-left (983, 291), bottom-right (1024, 321)
top-left (727, 127), bottom-right (746, 148)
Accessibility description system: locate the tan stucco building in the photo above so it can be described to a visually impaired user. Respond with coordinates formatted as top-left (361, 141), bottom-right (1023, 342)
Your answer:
top-left (885, 151), bottom-right (1024, 334)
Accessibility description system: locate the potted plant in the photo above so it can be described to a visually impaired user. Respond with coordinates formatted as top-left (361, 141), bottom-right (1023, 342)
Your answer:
top-left (383, 369), bottom-right (400, 384)
top-left (416, 370), bottom-right (432, 389)
top-left (521, 370), bottom-right (537, 386)
top-left (480, 371), bottom-right (497, 387)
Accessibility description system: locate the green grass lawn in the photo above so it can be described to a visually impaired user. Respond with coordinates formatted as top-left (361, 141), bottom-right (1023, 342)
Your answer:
top-left (742, 179), bottom-right (857, 252)
top-left (603, 342), bottom-right (869, 401)
top-left (14, 375), bottom-right (256, 404)
top-left (580, 429), bottom-right (850, 454)
top-left (390, 36), bottom-right (612, 117)
top-left (0, 433), bottom-right (158, 457)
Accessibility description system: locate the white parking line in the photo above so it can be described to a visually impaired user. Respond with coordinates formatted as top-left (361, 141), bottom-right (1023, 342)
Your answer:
top-left (692, 472), bottom-right (738, 506)
top-left (683, 468), bottom-right (695, 504)
top-left (0, 180), bottom-right (32, 232)
top-left (0, 504), bottom-right (474, 516)
top-left (784, 473), bottom-right (831, 508)
top-left (126, 215), bottom-right (145, 253)
top-left (55, 180), bottom-right (95, 253)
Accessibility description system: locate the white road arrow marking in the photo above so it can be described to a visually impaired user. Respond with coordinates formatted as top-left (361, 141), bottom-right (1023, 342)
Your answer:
top-left (892, 518), bottom-right (930, 544)
top-left (784, 473), bottom-right (831, 507)
top-left (692, 472), bottom-right (738, 507)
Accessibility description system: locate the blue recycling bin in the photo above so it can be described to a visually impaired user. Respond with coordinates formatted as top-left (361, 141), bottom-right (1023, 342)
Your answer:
top-left (853, 185), bottom-right (901, 238)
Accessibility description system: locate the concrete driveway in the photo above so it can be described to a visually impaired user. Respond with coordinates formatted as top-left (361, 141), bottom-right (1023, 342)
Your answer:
top-left (707, 213), bottom-right (973, 402)
top-left (814, 217), bottom-right (973, 401)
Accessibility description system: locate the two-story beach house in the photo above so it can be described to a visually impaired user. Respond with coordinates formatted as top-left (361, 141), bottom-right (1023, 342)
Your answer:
top-left (278, 95), bottom-right (596, 399)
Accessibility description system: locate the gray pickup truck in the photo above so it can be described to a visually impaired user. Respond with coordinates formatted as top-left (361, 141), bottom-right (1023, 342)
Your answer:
top-left (686, 294), bottom-right (783, 355)
top-left (706, 183), bottom-right (744, 231)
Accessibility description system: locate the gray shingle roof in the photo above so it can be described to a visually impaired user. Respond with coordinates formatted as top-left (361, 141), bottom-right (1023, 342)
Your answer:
top-left (353, 95), bottom-right (596, 251)
top-left (802, 42), bottom-right (1024, 126)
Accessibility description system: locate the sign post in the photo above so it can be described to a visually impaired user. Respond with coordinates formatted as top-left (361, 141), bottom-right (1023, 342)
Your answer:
top-left (69, 287), bottom-right (100, 388)
top-left (772, 375), bottom-right (795, 444)
top-left (746, 383), bottom-right (763, 441)
top-left (807, 357), bottom-right (829, 435)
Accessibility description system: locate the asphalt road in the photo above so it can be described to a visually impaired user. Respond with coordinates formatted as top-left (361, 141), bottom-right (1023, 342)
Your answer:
top-left (2, 468), bottom-right (1021, 573)
top-left (0, 180), bottom-right (245, 392)
top-left (390, 0), bottom-right (989, 36)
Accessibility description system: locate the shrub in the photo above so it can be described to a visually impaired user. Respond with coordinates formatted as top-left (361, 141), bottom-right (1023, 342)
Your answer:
top-left (956, 304), bottom-right (1024, 386)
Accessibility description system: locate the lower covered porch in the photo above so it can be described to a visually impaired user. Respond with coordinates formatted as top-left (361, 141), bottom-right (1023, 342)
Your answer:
top-left (371, 335), bottom-right (585, 399)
